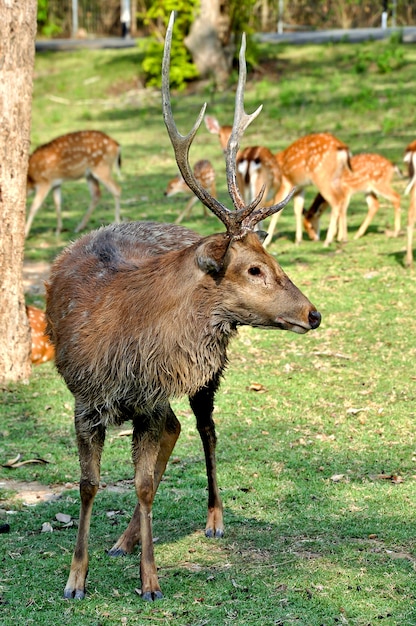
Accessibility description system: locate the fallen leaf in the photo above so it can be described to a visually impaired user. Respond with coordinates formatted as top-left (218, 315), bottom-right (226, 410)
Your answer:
top-left (370, 473), bottom-right (404, 484)
top-left (330, 474), bottom-right (345, 482)
top-left (346, 407), bottom-right (367, 415)
top-left (248, 382), bottom-right (267, 392)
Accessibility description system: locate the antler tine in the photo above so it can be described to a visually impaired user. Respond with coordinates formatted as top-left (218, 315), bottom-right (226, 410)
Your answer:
top-left (242, 185), bottom-right (298, 231)
top-left (225, 33), bottom-right (265, 223)
top-left (162, 12), bottom-right (234, 230)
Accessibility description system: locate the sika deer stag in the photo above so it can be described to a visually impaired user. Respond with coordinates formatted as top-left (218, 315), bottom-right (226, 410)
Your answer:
top-left (303, 153), bottom-right (402, 242)
top-left (26, 130), bottom-right (121, 237)
top-left (46, 14), bottom-right (321, 602)
top-left (164, 158), bottom-right (216, 223)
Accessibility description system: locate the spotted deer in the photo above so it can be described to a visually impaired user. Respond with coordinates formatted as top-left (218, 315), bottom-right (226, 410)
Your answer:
top-left (263, 133), bottom-right (352, 247)
top-left (26, 305), bottom-right (55, 365)
top-left (403, 140), bottom-right (416, 266)
top-left (26, 130), bottom-right (121, 237)
top-left (303, 153), bottom-right (402, 242)
top-left (46, 14), bottom-right (321, 602)
top-left (164, 159), bottom-right (216, 223)
top-left (205, 118), bottom-right (351, 247)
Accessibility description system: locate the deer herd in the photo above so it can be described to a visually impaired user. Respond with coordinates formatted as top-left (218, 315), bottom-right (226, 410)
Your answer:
top-left (20, 11), bottom-right (415, 604)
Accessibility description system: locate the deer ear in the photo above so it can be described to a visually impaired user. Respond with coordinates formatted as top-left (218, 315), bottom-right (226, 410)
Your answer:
top-left (196, 235), bottom-right (230, 274)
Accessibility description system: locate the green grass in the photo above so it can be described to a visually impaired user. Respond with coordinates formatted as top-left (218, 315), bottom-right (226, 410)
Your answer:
top-left (1, 35), bottom-right (416, 625)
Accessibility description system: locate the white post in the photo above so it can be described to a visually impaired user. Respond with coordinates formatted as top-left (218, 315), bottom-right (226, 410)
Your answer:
top-left (277, 0), bottom-right (284, 34)
top-left (71, 0), bottom-right (78, 37)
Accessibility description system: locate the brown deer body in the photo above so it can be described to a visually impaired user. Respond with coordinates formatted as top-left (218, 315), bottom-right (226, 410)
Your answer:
top-left (164, 159), bottom-right (216, 223)
top-left (46, 16), bottom-right (321, 602)
top-left (26, 130), bottom-right (121, 237)
top-left (26, 305), bottom-right (55, 365)
top-left (264, 133), bottom-right (352, 247)
top-left (303, 153), bottom-right (401, 242)
top-left (404, 141), bottom-right (416, 266)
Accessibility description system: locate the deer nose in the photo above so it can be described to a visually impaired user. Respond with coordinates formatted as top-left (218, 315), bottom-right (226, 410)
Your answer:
top-left (308, 309), bottom-right (321, 329)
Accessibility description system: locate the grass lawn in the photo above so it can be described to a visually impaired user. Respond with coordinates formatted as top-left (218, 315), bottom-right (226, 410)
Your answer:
top-left (1, 33), bottom-right (416, 625)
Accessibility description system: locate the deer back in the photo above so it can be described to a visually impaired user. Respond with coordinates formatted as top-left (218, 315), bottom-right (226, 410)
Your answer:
top-left (276, 132), bottom-right (351, 188)
top-left (165, 159), bottom-right (216, 198)
top-left (27, 130), bottom-right (120, 189)
top-left (340, 153), bottom-right (398, 194)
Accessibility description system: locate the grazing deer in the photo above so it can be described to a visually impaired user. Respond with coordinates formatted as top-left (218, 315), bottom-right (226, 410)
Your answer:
top-left (164, 159), bottom-right (216, 223)
top-left (46, 14), bottom-right (321, 603)
top-left (25, 130), bottom-right (121, 237)
top-left (263, 133), bottom-right (352, 247)
top-left (26, 305), bottom-right (55, 365)
top-left (403, 141), bottom-right (416, 266)
top-left (303, 153), bottom-right (402, 242)
top-left (205, 117), bottom-right (351, 247)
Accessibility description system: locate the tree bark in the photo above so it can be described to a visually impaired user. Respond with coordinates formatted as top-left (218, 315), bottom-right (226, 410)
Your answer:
top-left (185, 0), bottom-right (234, 88)
top-left (0, 0), bottom-right (37, 383)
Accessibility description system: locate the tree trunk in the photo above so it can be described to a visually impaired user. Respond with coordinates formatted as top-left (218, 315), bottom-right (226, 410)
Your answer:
top-left (0, 0), bottom-right (37, 383)
top-left (185, 0), bottom-right (234, 88)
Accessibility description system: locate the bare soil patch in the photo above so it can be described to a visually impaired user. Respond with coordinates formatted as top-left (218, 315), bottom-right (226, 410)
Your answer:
top-left (23, 260), bottom-right (51, 296)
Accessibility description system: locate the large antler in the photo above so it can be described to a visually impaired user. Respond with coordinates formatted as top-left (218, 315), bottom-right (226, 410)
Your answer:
top-left (162, 12), bottom-right (294, 238)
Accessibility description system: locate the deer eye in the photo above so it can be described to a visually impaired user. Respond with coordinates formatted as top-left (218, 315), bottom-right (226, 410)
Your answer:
top-left (248, 266), bottom-right (262, 276)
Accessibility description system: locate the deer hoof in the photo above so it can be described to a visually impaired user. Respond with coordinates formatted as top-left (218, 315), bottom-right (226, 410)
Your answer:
top-left (107, 546), bottom-right (127, 557)
top-left (205, 528), bottom-right (224, 539)
top-left (142, 590), bottom-right (163, 601)
top-left (64, 587), bottom-right (85, 600)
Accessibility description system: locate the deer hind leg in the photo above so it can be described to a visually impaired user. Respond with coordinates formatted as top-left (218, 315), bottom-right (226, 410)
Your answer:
top-left (354, 192), bottom-right (380, 239)
top-left (52, 186), bottom-right (63, 235)
top-left (91, 163), bottom-right (122, 224)
top-left (189, 374), bottom-right (224, 539)
top-left (131, 407), bottom-right (173, 601)
top-left (108, 407), bottom-right (181, 557)
top-left (323, 192), bottom-right (349, 247)
top-left (25, 183), bottom-right (52, 237)
top-left (75, 174), bottom-right (101, 233)
top-left (64, 411), bottom-right (106, 600)
top-left (293, 192), bottom-right (306, 245)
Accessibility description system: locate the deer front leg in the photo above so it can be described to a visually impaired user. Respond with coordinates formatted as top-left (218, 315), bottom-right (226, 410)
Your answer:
top-left (108, 407), bottom-right (181, 557)
top-left (189, 374), bottom-right (224, 539)
top-left (64, 414), bottom-right (106, 600)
